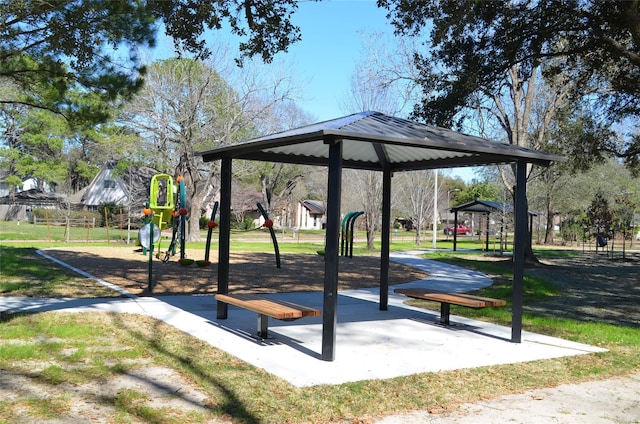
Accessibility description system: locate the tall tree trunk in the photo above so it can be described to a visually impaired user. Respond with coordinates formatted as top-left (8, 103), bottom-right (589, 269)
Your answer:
top-left (544, 195), bottom-right (555, 245)
top-left (522, 195), bottom-right (541, 265)
top-left (366, 215), bottom-right (376, 250)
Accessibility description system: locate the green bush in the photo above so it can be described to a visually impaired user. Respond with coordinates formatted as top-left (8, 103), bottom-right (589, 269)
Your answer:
top-left (230, 216), bottom-right (255, 231)
top-left (97, 202), bottom-right (119, 227)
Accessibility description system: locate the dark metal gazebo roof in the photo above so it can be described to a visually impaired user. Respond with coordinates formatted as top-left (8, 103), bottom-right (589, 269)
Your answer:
top-left (451, 199), bottom-right (537, 216)
top-left (200, 111), bottom-right (565, 362)
top-left (201, 111), bottom-right (561, 170)
top-left (449, 199), bottom-right (538, 252)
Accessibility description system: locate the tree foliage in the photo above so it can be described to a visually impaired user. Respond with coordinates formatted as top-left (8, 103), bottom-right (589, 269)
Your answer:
top-left (0, 82), bottom-right (138, 195)
top-left (380, 0), bottom-right (640, 122)
top-left (0, 0), bottom-right (302, 122)
top-left (378, 0), bottom-right (640, 168)
top-left (119, 58), bottom-right (246, 241)
top-left (120, 56), bottom-right (302, 240)
top-left (586, 191), bottom-right (612, 237)
top-left (454, 180), bottom-right (501, 206)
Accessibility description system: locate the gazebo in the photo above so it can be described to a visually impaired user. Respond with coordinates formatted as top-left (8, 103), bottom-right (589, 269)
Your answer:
top-left (450, 199), bottom-right (538, 252)
top-left (199, 111), bottom-right (564, 361)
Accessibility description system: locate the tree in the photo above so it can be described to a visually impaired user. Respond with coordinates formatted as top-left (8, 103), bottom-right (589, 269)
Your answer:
top-left (379, 0), bottom-right (640, 170)
top-left (0, 104), bottom-right (68, 193)
top-left (64, 122), bottom-right (141, 194)
top-left (612, 192), bottom-right (635, 259)
top-left (0, 0), bottom-right (303, 122)
top-left (121, 56), bottom-right (300, 241)
top-left (344, 30), bottom-right (427, 120)
top-left (544, 158), bottom-right (640, 248)
top-left (339, 45), bottom-right (408, 250)
top-left (374, 1), bottom-right (620, 262)
top-left (346, 170), bottom-right (383, 250)
top-left (453, 180), bottom-right (501, 205)
top-left (586, 191), bottom-right (613, 253)
top-left (235, 101), bottom-right (314, 215)
top-left (120, 58), bottom-right (246, 241)
top-left (0, 79), bottom-right (142, 196)
top-left (529, 101), bottom-right (614, 244)
top-left (393, 170), bottom-right (436, 245)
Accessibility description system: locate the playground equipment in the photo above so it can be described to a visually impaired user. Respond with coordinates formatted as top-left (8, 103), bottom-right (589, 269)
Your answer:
top-left (341, 211), bottom-right (364, 258)
top-left (137, 174), bottom-right (219, 292)
top-left (257, 202), bottom-right (281, 268)
top-left (173, 176), bottom-right (189, 264)
top-left (148, 174), bottom-right (175, 254)
top-left (196, 201), bottom-right (218, 267)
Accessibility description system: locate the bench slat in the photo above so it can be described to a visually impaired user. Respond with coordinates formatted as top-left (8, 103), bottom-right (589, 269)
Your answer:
top-left (394, 288), bottom-right (505, 325)
top-left (394, 289), bottom-right (506, 308)
top-left (216, 293), bottom-right (321, 320)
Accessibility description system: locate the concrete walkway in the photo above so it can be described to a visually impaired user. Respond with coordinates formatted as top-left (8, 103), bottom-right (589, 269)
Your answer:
top-left (0, 250), bottom-right (605, 388)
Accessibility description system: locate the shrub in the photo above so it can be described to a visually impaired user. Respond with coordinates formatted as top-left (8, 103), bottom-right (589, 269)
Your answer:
top-left (230, 216), bottom-right (255, 231)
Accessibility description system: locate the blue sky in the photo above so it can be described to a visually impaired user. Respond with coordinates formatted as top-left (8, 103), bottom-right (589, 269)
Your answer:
top-left (280, 0), bottom-right (393, 122)
top-left (283, 2), bottom-right (478, 182)
top-left (153, 1), bottom-right (392, 122)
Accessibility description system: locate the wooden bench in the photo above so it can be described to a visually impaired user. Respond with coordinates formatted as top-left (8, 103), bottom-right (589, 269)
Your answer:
top-left (215, 293), bottom-right (321, 338)
top-left (394, 288), bottom-right (506, 325)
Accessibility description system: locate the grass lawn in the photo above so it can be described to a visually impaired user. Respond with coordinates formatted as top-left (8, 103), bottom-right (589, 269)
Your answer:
top-left (1, 232), bottom-right (639, 423)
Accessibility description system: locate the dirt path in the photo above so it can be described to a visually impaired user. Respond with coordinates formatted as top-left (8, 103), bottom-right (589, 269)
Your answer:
top-left (377, 372), bottom-right (640, 423)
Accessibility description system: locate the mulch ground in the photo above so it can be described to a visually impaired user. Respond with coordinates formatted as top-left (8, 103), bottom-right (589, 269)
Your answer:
top-left (524, 252), bottom-right (640, 328)
top-left (43, 246), bottom-right (428, 296)
top-left (464, 251), bottom-right (640, 328)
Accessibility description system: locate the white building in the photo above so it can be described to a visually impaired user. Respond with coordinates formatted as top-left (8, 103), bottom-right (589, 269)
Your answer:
top-left (294, 200), bottom-right (325, 230)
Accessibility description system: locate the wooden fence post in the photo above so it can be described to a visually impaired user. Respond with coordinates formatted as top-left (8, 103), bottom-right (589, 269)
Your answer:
top-left (105, 209), bottom-right (110, 243)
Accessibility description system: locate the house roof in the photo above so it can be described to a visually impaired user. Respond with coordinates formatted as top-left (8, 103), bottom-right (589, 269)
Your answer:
top-left (200, 111), bottom-right (564, 171)
top-left (302, 200), bottom-right (325, 215)
top-left (80, 162), bottom-right (158, 207)
top-left (0, 189), bottom-right (64, 206)
top-left (451, 199), bottom-right (538, 216)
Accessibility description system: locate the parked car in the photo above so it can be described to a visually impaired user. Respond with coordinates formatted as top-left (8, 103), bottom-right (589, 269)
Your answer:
top-left (443, 225), bottom-right (472, 235)
top-left (476, 228), bottom-right (499, 236)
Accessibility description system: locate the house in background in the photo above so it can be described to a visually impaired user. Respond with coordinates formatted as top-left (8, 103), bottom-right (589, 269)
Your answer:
top-left (0, 172), bottom-right (56, 198)
top-left (294, 200), bottom-right (325, 230)
top-left (230, 190), bottom-right (264, 227)
top-left (0, 171), bottom-right (63, 220)
top-left (1, 163), bottom-right (160, 220)
top-left (79, 162), bottom-right (158, 211)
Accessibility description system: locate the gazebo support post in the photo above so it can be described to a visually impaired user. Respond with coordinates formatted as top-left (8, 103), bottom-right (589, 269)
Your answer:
top-left (452, 211), bottom-right (459, 251)
top-left (485, 213), bottom-right (491, 252)
top-left (511, 161), bottom-right (527, 343)
top-left (216, 157), bottom-right (233, 319)
top-left (379, 167), bottom-right (392, 310)
top-left (322, 139), bottom-right (342, 361)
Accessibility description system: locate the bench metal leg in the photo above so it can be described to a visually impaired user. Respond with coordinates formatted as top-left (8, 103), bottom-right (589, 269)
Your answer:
top-left (257, 313), bottom-right (269, 338)
top-left (440, 303), bottom-right (450, 325)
